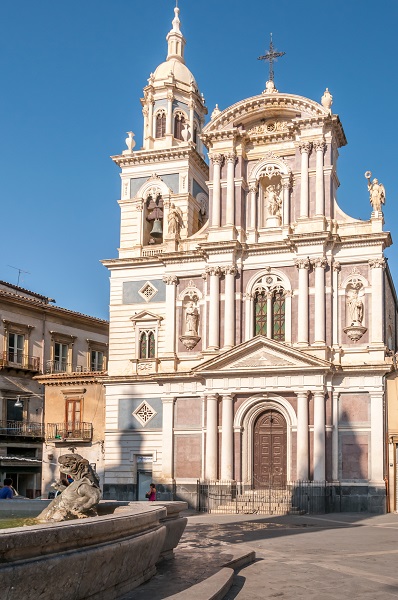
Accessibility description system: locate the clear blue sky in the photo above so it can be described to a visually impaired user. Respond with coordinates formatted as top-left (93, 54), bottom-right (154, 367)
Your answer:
top-left (1, 0), bottom-right (397, 320)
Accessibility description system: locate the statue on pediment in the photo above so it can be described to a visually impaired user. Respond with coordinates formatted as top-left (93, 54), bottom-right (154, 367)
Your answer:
top-left (365, 171), bottom-right (385, 212)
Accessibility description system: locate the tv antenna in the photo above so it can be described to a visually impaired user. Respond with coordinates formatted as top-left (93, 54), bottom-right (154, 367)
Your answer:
top-left (8, 265), bottom-right (31, 287)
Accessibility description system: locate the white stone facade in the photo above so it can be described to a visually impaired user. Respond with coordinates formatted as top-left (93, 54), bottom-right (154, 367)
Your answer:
top-left (103, 8), bottom-right (397, 511)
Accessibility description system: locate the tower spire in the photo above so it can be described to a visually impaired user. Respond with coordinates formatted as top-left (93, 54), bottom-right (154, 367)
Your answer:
top-left (167, 3), bottom-right (186, 63)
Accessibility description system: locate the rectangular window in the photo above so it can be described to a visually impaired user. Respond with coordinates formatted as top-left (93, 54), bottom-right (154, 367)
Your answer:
top-left (8, 333), bottom-right (24, 365)
top-left (54, 342), bottom-right (68, 372)
top-left (91, 350), bottom-right (104, 371)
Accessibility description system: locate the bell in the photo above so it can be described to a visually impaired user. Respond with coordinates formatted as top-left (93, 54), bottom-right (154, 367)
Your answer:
top-left (150, 219), bottom-right (163, 238)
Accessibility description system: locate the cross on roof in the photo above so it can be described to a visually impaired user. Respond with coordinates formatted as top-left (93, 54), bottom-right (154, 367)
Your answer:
top-left (258, 34), bottom-right (285, 83)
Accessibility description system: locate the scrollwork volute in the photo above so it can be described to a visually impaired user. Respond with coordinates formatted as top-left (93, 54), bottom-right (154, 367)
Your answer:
top-left (210, 153), bottom-right (223, 167)
top-left (313, 140), bottom-right (326, 153)
top-left (295, 258), bottom-right (311, 270)
top-left (205, 266), bottom-right (222, 277)
top-left (312, 257), bottom-right (328, 269)
top-left (222, 265), bottom-right (237, 276)
top-left (368, 258), bottom-right (386, 269)
top-left (225, 152), bottom-right (237, 164)
top-left (299, 141), bottom-right (312, 155)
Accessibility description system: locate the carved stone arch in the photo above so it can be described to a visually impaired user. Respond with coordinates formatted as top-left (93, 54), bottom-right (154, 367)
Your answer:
top-left (246, 268), bottom-right (292, 294)
top-left (249, 154), bottom-right (291, 182)
top-left (339, 272), bottom-right (369, 290)
top-left (136, 176), bottom-right (172, 202)
top-left (177, 280), bottom-right (203, 302)
top-left (234, 394), bottom-right (296, 484)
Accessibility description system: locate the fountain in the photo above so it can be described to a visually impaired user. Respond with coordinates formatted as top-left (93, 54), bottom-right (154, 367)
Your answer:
top-left (0, 454), bottom-right (188, 598)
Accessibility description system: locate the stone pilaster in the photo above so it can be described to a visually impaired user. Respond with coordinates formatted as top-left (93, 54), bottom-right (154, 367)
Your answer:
top-left (299, 142), bottom-right (312, 218)
top-left (295, 258), bottom-right (311, 345)
top-left (221, 394), bottom-right (234, 480)
top-left (162, 397), bottom-right (176, 481)
top-left (313, 391), bottom-right (326, 481)
top-left (205, 394), bottom-right (219, 480)
top-left (225, 153), bottom-right (237, 226)
top-left (370, 392), bottom-right (384, 483)
top-left (369, 258), bottom-right (386, 344)
top-left (313, 257), bottom-right (327, 345)
top-left (163, 275), bottom-right (178, 356)
top-left (222, 266), bottom-right (237, 349)
top-left (206, 266), bottom-right (222, 350)
top-left (210, 154), bottom-right (223, 227)
top-left (297, 391), bottom-right (309, 480)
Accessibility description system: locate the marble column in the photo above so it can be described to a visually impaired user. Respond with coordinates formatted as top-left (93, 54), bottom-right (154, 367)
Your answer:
top-left (225, 153), bottom-right (236, 226)
top-left (206, 394), bottom-right (219, 480)
top-left (282, 179), bottom-right (291, 226)
top-left (162, 397), bottom-right (176, 480)
top-left (189, 98), bottom-right (195, 142)
top-left (221, 394), bottom-right (234, 480)
top-left (313, 391), bottom-right (326, 481)
top-left (142, 105), bottom-right (149, 144)
top-left (147, 94), bottom-right (154, 139)
top-left (299, 142), bottom-right (312, 218)
top-left (370, 392), bottom-right (384, 483)
top-left (332, 262), bottom-right (341, 347)
top-left (314, 140), bottom-right (326, 216)
top-left (369, 258), bottom-right (386, 344)
top-left (284, 291), bottom-right (293, 343)
top-left (297, 391), bottom-right (309, 480)
top-left (332, 391), bottom-right (339, 481)
top-left (211, 154), bottom-right (223, 227)
top-left (223, 266), bottom-right (237, 349)
top-left (163, 275), bottom-right (178, 355)
top-left (166, 91), bottom-right (173, 135)
top-left (249, 182), bottom-right (258, 229)
top-left (295, 258), bottom-right (311, 345)
top-left (313, 257), bottom-right (327, 345)
top-left (207, 267), bottom-right (221, 350)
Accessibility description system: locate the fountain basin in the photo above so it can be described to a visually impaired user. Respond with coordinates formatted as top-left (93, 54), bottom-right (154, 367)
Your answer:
top-left (0, 501), bottom-right (188, 599)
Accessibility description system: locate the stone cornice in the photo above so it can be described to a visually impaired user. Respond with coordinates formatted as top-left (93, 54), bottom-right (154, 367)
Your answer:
top-left (337, 232), bottom-right (392, 249)
top-left (34, 372), bottom-right (106, 386)
top-left (111, 146), bottom-right (208, 174)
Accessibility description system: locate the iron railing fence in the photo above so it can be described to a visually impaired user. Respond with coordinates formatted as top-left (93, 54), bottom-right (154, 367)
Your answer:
top-left (0, 420), bottom-right (45, 438)
top-left (46, 422), bottom-right (93, 441)
top-left (0, 351), bottom-right (40, 371)
top-left (197, 480), bottom-right (342, 515)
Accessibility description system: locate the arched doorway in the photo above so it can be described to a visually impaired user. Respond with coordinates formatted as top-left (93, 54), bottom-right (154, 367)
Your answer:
top-left (253, 410), bottom-right (287, 487)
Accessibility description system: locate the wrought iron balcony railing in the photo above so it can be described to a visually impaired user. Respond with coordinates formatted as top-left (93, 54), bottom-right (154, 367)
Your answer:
top-left (46, 422), bottom-right (93, 441)
top-left (0, 352), bottom-right (40, 372)
top-left (0, 420), bottom-right (45, 438)
top-left (45, 362), bottom-right (103, 374)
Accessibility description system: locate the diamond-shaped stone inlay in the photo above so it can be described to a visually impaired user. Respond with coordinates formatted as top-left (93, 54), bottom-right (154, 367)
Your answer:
top-left (138, 281), bottom-right (158, 302)
top-left (132, 401), bottom-right (157, 427)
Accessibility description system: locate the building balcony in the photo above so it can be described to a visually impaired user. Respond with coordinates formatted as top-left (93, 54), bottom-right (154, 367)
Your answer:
top-left (0, 420), bottom-right (45, 439)
top-left (0, 352), bottom-right (40, 372)
top-left (45, 362), bottom-right (104, 375)
top-left (46, 422), bottom-right (93, 442)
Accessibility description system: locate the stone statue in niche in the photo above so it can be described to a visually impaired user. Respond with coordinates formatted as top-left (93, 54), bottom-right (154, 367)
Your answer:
top-left (365, 171), bottom-right (385, 212)
top-left (167, 204), bottom-right (183, 236)
top-left (265, 184), bottom-right (282, 217)
top-left (37, 454), bottom-right (102, 522)
top-left (347, 288), bottom-right (364, 325)
top-left (344, 281), bottom-right (367, 342)
top-left (185, 301), bottom-right (199, 335)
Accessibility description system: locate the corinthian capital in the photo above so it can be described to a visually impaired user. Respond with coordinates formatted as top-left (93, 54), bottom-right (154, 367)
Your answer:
top-left (369, 258), bottom-right (386, 269)
top-left (295, 258), bottom-right (311, 270)
top-left (313, 140), bottom-right (326, 153)
top-left (222, 265), bottom-right (237, 276)
top-left (167, 91), bottom-right (174, 102)
top-left (225, 152), bottom-right (237, 164)
top-left (249, 181), bottom-right (258, 194)
top-left (210, 153), bottom-right (223, 166)
top-left (332, 261), bottom-right (341, 272)
top-left (205, 266), bottom-right (222, 277)
top-left (312, 256), bottom-right (328, 269)
top-left (163, 275), bottom-right (178, 285)
top-left (299, 141), bottom-right (312, 155)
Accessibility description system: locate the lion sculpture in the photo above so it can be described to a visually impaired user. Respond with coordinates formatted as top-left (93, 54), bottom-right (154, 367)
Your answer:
top-left (38, 454), bottom-right (102, 522)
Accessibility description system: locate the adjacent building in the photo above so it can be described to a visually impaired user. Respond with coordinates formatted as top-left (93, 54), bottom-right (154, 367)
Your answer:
top-left (102, 7), bottom-right (397, 511)
top-left (0, 281), bottom-right (108, 497)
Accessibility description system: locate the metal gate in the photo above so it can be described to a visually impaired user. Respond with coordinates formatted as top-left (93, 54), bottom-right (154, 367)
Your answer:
top-left (197, 480), bottom-right (342, 515)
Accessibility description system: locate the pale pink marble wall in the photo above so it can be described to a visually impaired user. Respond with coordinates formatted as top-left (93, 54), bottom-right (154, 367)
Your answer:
top-left (174, 434), bottom-right (201, 478)
top-left (341, 433), bottom-right (369, 480)
top-left (174, 397), bottom-right (201, 428)
top-left (339, 394), bottom-right (370, 426)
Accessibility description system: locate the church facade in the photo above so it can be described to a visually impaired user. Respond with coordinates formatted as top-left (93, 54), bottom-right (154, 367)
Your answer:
top-left (102, 7), bottom-right (397, 512)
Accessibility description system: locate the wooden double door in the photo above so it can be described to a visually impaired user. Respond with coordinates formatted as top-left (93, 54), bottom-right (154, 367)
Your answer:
top-left (253, 410), bottom-right (287, 487)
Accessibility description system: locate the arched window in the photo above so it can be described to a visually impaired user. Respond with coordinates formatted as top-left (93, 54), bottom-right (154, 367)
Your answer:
top-left (254, 288), bottom-right (285, 342)
top-left (193, 124), bottom-right (198, 145)
top-left (174, 112), bottom-right (186, 140)
top-left (139, 331), bottom-right (156, 359)
top-left (155, 111), bottom-right (166, 138)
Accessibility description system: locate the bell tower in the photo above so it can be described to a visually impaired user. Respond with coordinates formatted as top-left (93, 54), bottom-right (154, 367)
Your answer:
top-left (110, 6), bottom-right (209, 258)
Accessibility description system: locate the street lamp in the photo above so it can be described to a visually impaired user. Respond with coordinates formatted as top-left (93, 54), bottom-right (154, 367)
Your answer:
top-left (14, 396), bottom-right (23, 408)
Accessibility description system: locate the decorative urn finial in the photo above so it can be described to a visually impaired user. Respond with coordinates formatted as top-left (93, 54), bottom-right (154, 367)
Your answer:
top-left (123, 132), bottom-right (136, 155)
top-left (211, 104), bottom-right (221, 120)
top-left (321, 88), bottom-right (333, 112)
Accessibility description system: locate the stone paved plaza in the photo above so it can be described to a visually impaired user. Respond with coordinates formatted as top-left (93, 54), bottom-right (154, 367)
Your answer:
top-left (128, 512), bottom-right (398, 599)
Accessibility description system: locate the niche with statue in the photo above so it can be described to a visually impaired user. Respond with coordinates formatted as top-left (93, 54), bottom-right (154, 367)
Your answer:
top-left (343, 277), bottom-right (367, 342)
top-left (179, 282), bottom-right (202, 350)
top-left (259, 172), bottom-right (283, 228)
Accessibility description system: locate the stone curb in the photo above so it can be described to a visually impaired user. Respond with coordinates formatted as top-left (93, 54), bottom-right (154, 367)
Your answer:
top-left (164, 547), bottom-right (256, 600)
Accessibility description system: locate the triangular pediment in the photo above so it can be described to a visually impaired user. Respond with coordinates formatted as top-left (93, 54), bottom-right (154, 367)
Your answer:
top-left (130, 310), bottom-right (163, 325)
top-left (194, 336), bottom-right (331, 374)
